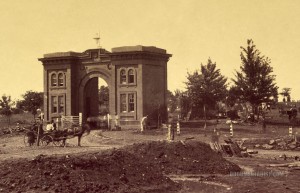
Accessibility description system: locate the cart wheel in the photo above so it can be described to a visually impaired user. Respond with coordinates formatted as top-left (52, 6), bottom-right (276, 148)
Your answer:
top-left (41, 135), bottom-right (53, 146)
top-left (53, 139), bottom-right (64, 146)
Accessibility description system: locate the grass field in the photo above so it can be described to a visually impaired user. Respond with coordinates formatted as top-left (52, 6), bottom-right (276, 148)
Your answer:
top-left (0, 112), bottom-right (34, 128)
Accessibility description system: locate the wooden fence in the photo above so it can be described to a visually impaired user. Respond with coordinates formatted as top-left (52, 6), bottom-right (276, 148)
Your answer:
top-left (61, 113), bottom-right (82, 128)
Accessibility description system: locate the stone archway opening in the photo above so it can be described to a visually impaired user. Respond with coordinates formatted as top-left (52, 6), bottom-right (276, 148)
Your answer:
top-left (83, 76), bottom-right (110, 129)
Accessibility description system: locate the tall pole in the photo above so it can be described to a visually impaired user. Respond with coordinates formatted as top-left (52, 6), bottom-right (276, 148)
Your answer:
top-left (204, 104), bottom-right (207, 136)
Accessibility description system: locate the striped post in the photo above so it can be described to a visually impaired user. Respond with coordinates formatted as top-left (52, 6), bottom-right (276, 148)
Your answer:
top-left (230, 122), bottom-right (233, 137)
top-left (168, 124), bottom-right (174, 141)
top-left (289, 127), bottom-right (293, 137)
top-left (176, 121), bottom-right (180, 135)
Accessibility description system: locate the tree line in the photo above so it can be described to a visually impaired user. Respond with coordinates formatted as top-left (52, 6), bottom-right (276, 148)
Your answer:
top-left (168, 39), bottom-right (292, 121)
top-left (0, 91), bottom-right (43, 126)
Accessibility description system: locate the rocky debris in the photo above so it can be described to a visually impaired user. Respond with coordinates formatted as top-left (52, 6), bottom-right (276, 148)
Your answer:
top-left (276, 154), bottom-right (300, 161)
top-left (262, 144), bottom-right (274, 150)
top-left (0, 140), bottom-right (241, 193)
top-left (246, 150), bottom-right (258, 154)
top-left (269, 139), bottom-right (276, 145)
top-left (210, 138), bottom-right (251, 158)
top-left (277, 141), bottom-right (287, 148)
top-left (267, 162), bottom-right (300, 168)
top-left (288, 144), bottom-right (297, 150)
top-left (246, 136), bottom-right (300, 150)
top-left (279, 154), bottom-right (287, 160)
top-left (254, 144), bottom-right (261, 148)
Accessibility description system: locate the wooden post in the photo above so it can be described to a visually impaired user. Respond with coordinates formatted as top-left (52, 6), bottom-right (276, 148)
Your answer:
top-left (36, 112), bottom-right (44, 146)
top-left (289, 126), bottom-right (293, 137)
top-left (36, 123), bottom-right (40, 146)
top-left (176, 120), bottom-right (180, 135)
top-left (56, 118), bottom-right (59, 130)
top-left (107, 113), bottom-right (110, 129)
top-left (204, 104), bottom-right (207, 133)
top-left (168, 124), bottom-right (172, 141)
top-left (79, 113), bottom-right (82, 126)
top-left (230, 121), bottom-right (233, 137)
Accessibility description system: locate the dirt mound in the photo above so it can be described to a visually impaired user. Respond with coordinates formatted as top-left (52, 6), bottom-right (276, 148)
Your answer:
top-left (124, 140), bottom-right (241, 175)
top-left (0, 149), bottom-right (179, 193)
top-left (0, 140), bottom-right (240, 193)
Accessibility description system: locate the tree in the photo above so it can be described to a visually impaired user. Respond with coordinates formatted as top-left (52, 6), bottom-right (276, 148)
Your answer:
top-left (18, 91), bottom-right (43, 120)
top-left (226, 86), bottom-right (242, 108)
top-left (280, 88), bottom-right (291, 102)
top-left (186, 58), bottom-right (227, 124)
top-left (178, 91), bottom-right (191, 120)
top-left (232, 39), bottom-right (278, 119)
top-left (98, 86), bottom-right (109, 115)
top-left (166, 90), bottom-right (176, 113)
top-left (167, 89), bottom-right (191, 120)
top-left (0, 95), bottom-right (14, 127)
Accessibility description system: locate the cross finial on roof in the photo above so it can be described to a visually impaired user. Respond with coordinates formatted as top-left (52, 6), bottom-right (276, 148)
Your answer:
top-left (93, 32), bottom-right (101, 48)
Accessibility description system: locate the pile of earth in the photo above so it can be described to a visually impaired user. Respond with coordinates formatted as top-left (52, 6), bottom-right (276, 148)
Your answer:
top-left (0, 149), bottom-right (179, 193)
top-left (124, 140), bottom-right (241, 175)
top-left (0, 140), bottom-right (240, 193)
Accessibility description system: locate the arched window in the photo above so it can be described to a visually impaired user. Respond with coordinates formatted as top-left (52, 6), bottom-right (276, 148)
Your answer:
top-left (58, 73), bottom-right (64, 87)
top-left (120, 69), bottom-right (126, 84)
top-left (128, 69), bottom-right (135, 84)
top-left (51, 73), bottom-right (57, 87)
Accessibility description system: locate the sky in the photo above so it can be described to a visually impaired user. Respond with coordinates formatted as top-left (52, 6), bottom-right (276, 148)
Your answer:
top-left (0, 0), bottom-right (300, 101)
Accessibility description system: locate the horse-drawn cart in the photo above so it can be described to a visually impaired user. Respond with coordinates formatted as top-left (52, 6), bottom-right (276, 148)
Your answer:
top-left (24, 123), bottom-right (90, 147)
top-left (24, 129), bottom-right (66, 147)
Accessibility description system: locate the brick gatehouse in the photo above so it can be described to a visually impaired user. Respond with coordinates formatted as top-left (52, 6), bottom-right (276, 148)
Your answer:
top-left (39, 46), bottom-right (171, 129)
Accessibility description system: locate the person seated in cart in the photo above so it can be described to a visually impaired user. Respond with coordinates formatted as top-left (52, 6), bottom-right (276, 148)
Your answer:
top-left (51, 120), bottom-right (57, 131)
top-left (45, 121), bottom-right (54, 132)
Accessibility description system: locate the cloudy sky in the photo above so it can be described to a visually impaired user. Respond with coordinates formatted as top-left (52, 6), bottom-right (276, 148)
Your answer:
top-left (0, 0), bottom-right (299, 100)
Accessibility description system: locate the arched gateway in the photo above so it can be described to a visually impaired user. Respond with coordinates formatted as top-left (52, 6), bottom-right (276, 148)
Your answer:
top-left (39, 46), bottom-right (171, 129)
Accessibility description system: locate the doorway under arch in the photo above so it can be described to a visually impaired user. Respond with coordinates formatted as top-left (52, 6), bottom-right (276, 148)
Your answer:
top-left (78, 70), bottom-right (112, 125)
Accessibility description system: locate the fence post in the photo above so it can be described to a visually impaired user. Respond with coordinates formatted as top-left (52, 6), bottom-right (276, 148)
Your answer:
top-left (168, 124), bottom-right (172, 141)
top-left (56, 118), bottom-right (59, 130)
top-left (107, 113), bottom-right (110, 129)
top-left (176, 121), bottom-right (180, 135)
top-left (289, 126), bottom-right (293, 137)
top-left (79, 113), bottom-right (82, 126)
top-left (230, 121), bottom-right (233, 137)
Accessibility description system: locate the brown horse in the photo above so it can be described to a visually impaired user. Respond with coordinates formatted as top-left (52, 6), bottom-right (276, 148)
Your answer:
top-left (60, 123), bottom-right (91, 146)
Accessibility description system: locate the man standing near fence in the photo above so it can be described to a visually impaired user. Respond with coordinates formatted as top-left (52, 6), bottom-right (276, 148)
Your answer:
top-left (141, 116), bottom-right (148, 132)
top-left (114, 113), bottom-right (119, 130)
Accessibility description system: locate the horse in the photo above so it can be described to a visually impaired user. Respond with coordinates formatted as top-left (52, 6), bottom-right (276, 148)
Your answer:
top-left (60, 123), bottom-right (91, 147)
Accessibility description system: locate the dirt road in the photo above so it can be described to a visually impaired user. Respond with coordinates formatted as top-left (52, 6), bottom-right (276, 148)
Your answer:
top-left (1, 130), bottom-right (300, 193)
top-left (0, 131), bottom-right (126, 161)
